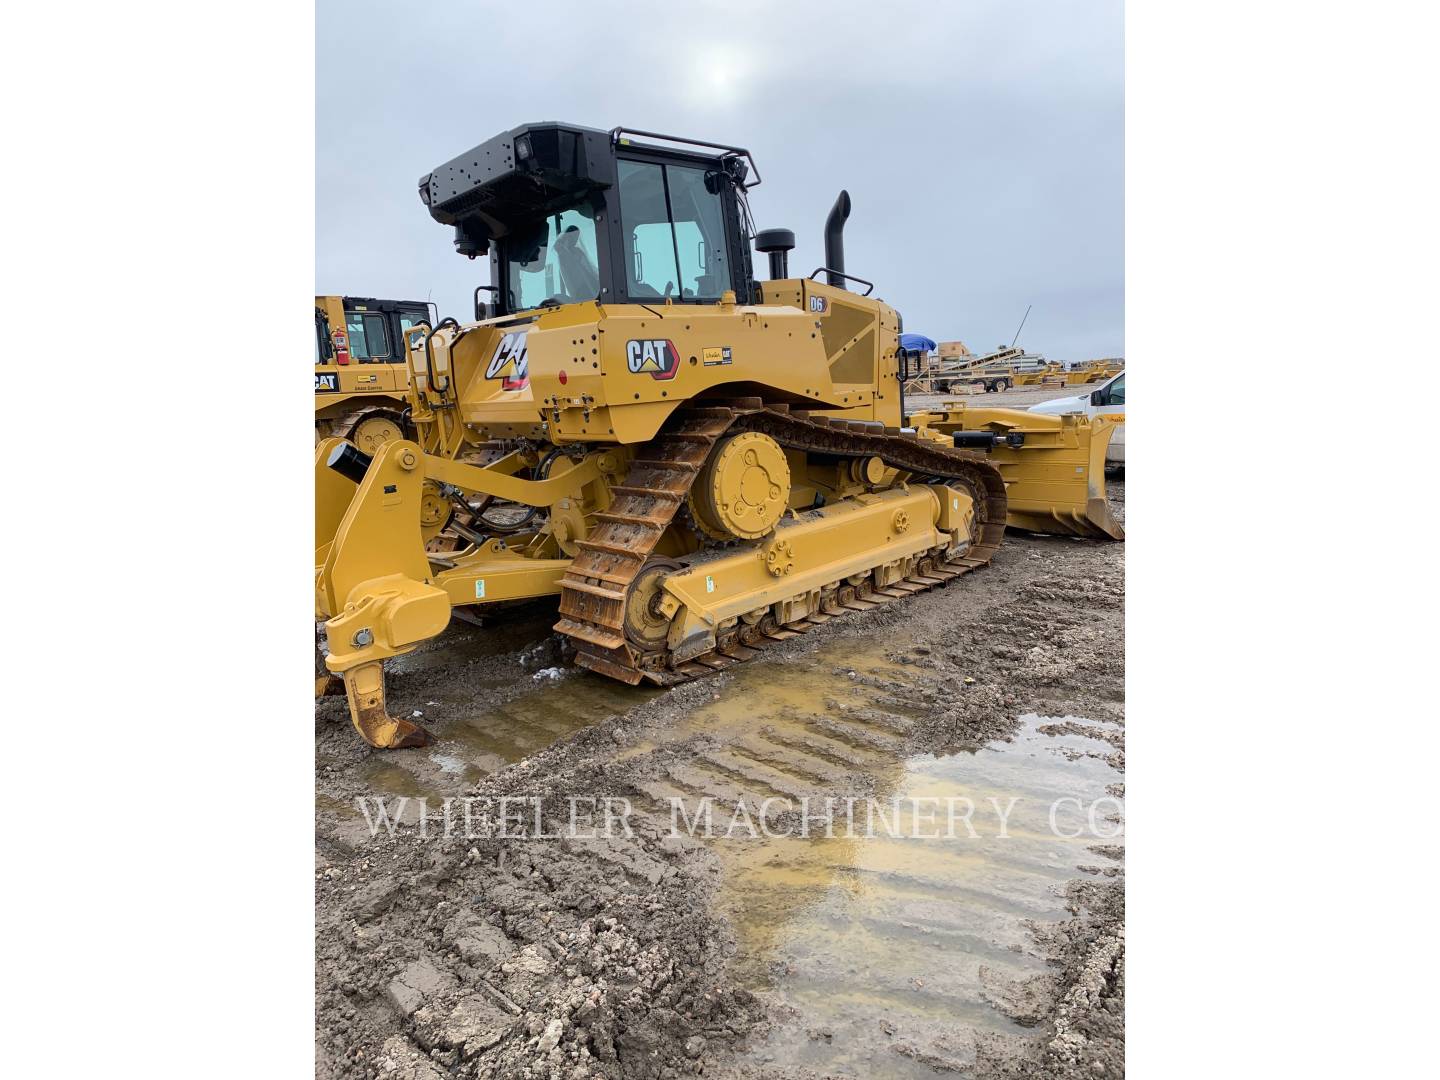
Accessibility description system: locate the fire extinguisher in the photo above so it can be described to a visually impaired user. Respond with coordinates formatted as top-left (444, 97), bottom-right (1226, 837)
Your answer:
top-left (332, 327), bottom-right (351, 366)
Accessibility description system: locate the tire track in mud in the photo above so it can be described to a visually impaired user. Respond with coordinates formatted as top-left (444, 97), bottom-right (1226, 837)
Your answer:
top-left (599, 647), bottom-right (1121, 1078)
top-left (314, 485), bottom-right (1125, 1079)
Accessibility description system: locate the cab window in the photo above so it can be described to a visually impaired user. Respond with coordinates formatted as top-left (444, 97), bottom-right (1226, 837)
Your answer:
top-left (1106, 374), bottom-right (1125, 405)
top-left (619, 162), bottom-right (680, 299)
top-left (666, 164), bottom-right (729, 299)
top-left (503, 206), bottom-right (602, 312)
top-left (397, 311), bottom-right (429, 357)
top-left (346, 310), bottom-right (390, 361)
top-left (618, 159), bottom-right (730, 301)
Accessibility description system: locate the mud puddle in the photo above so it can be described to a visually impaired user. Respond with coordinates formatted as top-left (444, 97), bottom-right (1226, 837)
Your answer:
top-left (618, 643), bottom-right (1124, 1077)
top-left (353, 654), bottom-right (662, 805)
top-left (420, 673), bottom-right (659, 779)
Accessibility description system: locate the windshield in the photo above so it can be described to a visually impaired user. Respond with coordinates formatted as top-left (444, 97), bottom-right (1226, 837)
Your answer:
top-left (503, 205), bottom-right (601, 312)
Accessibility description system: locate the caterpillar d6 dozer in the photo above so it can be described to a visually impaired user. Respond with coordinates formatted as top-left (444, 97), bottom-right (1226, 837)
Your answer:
top-left (315, 123), bottom-right (1122, 749)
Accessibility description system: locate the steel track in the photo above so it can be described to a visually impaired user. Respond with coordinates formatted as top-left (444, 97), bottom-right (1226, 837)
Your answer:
top-left (554, 401), bottom-right (1007, 685)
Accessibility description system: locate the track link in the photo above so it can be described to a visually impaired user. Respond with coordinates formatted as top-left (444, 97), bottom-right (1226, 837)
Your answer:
top-left (554, 403), bottom-right (1007, 685)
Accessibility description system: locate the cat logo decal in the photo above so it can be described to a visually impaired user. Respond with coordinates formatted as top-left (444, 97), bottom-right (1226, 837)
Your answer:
top-left (626, 338), bottom-right (680, 381)
top-left (485, 331), bottom-right (530, 390)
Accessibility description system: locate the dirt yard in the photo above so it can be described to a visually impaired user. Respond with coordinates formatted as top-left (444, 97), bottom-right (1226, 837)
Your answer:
top-left (316, 478), bottom-right (1125, 1079)
top-left (906, 382), bottom-right (1107, 414)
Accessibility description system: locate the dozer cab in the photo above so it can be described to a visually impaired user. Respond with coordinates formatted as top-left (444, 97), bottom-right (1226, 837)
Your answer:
top-left (315, 295), bottom-right (436, 451)
top-left (315, 123), bottom-right (1122, 749)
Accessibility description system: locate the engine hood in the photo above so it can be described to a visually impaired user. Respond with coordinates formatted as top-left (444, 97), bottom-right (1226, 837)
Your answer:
top-left (1029, 392), bottom-right (1090, 415)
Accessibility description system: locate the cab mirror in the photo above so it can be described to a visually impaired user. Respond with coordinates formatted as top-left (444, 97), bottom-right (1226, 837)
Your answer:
top-left (1090, 389), bottom-right (1105, 406)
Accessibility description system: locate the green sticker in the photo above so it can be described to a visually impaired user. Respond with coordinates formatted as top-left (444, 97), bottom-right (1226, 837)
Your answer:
top-left (475, 579), bottom-right (486, 599)
top-left (705, 575), bottom-right (715, 594)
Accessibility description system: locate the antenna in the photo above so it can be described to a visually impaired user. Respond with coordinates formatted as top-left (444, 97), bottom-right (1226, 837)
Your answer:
top-left (1010, 304), bottom-right (1032, 348)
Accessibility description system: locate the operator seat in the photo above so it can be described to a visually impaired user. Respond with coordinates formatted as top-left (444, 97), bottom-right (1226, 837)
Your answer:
top-left (553, 225), bottom-right (600, 300)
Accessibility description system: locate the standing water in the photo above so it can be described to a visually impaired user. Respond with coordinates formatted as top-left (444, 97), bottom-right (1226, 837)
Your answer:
top-left (619, 643), bottom-right (1123, 1077)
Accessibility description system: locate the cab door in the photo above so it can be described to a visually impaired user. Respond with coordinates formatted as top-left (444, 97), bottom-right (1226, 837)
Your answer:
top-left (1090, 372), bottom-right (1125, 417)
top-left (343, 305), bottom-right (400, 392)
top-left (1089, 372), bottom-right (1125, 464)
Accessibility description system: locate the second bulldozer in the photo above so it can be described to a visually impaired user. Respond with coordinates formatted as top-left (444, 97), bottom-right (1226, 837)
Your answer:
top-left (316, 123), bottom-right (1122, 749)
top-left (315, 295), bottom-right (435, 451)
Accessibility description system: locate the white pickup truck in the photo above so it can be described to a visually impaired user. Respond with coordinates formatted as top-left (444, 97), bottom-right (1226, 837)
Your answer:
top-left (1029, 370), bottom-right (1125, 471)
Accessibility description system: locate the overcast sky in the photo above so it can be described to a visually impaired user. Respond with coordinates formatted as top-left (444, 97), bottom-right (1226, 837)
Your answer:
top-left (317, 0), bottom-right (1122, 362)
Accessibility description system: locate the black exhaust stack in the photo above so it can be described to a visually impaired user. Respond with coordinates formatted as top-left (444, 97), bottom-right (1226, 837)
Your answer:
top-left (823, 190), bottom-right (851, 289)
top-left (754, 228), bottom-right (795, 280)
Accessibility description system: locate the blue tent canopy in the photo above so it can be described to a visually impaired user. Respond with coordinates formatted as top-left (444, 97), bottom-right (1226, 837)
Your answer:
top-left (898, 333), bottom-right (937, 354)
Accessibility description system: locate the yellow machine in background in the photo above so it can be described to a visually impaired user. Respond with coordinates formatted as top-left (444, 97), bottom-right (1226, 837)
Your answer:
top-left (1011, 362), bottom-right (1063, 386)
top-left (315, 123), bottom-right (1122, 749)
top-left (1062, 358), bottom-right (1123, 386)
top-left (314, 295), bottom-right (435, 452)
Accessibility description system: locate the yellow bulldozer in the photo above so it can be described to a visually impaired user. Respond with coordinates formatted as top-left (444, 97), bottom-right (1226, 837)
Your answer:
top-left (314, 295), bottom-right (436, 452)
top-left (316, 123), bottom-right (1122, 749)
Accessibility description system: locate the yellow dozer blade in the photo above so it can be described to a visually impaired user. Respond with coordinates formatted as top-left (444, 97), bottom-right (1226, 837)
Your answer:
top-left (913, 407), bottom-right (1124, 540)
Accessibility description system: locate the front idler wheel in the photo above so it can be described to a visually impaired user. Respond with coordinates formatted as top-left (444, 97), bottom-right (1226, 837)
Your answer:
top-left (623, 558), bottom-right (682, 653)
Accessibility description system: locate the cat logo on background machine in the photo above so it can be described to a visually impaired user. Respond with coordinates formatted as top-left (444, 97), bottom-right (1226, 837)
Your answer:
top-left (626, 338), bottom-right (679, 380)
top-left (486, 331), bottom-right (530, 390)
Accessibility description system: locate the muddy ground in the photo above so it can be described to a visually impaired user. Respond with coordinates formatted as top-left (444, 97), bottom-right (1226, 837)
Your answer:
top-left (316, 477), bottom-right (1125, 1079)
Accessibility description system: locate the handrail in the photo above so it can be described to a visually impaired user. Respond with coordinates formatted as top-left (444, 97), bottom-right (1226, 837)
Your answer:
top-left (609, 126), bottom-right (761, 189)
top-left (422, 317), bottom-right (459, 395)
top-left (807, 267), bottom-right (875, 296)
